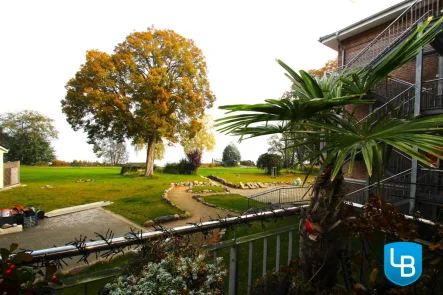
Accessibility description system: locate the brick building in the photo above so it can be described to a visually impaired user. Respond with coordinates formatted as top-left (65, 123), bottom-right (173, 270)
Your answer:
top-left (319, 0), bottom-right (443, 219)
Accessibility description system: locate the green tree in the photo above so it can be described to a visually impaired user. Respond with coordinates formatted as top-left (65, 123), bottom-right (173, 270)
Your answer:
top-left (256, 153), bottom-right (283, 175)
top-left (0, 110), bottom-right (58, 165)
top-left (217, 18), bottom-right (443, 292)
top-left (222, 143), bottom-right (241, 166)
top-left (62, 27), bottom-right (215, 177)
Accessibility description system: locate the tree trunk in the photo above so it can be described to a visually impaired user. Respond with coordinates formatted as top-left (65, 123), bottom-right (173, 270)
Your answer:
top-left (144, 135), bottom-right (156, 177)
top-left (298, 165), bottom-right (348, 294)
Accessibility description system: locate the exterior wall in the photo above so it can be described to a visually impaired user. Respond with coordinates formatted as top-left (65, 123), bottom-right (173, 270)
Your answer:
top-left (3, 161), bottom-right (20, 187)
top-left (0, 151), bottom-right (3, 189)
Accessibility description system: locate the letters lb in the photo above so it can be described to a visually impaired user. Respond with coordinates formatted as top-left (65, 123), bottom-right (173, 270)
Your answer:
top-left (384, 242), bottom-right (422, 286)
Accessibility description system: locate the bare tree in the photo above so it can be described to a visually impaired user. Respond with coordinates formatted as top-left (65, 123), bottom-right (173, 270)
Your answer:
top-left (93, 139), bottom-right (129, 166)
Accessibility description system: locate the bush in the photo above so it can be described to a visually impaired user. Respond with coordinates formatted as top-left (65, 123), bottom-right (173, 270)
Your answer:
top-left (163, 159), bottom-right (193, 175)
top-left (105, 253), bottom-right (226, 295)
top-left (186, 150), bottom-right (202, 172)
top-left (105, 239), bottom-right (226, 295)
top-left (240, 160), bottom-right (255, 166)
top-left (257, 153), bottom-right (283, 175)
top-left (291, 164), bottom-right (320, 173)
top-left (51, 160), bottom-right (70, 166)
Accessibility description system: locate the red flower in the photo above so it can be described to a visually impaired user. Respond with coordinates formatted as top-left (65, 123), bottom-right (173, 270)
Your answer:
top-left (4, 269), bottom-right (12, 275)
top-left (9, 264), bottom-right (15, 269)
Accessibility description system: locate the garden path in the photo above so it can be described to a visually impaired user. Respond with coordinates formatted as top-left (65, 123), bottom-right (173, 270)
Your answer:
top-left (161, 186), bottom-right (238, 228)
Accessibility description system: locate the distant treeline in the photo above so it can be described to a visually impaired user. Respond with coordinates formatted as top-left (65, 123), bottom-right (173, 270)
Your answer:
top-left (49, 160), bottom-right (116, 167)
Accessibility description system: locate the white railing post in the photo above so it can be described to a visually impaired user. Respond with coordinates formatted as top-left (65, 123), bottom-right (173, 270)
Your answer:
top-left (247, 241), bottom-right (254, 295)
top-left (228, 244), bottom-right (239, 295)
top-left (276, 234), bottom-right (281, 273)
top-left (262, 237), bottom-right (268, 277)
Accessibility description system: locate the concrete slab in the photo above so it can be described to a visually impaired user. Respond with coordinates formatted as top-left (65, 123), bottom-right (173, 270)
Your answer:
top-left (0, 208), bottom-right (143, 255)
top-left (45, 201), bottom-right (113, 217)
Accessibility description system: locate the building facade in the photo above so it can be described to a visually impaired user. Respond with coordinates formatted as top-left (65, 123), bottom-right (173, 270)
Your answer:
top-left (319, 0), bottom-right (443, 219)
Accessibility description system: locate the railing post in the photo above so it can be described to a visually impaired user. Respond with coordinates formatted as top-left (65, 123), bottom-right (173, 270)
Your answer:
top-left (248, 241), bottom-right (254, 295)
top-left (279, 189), bottom-right (281, 209)
top-left (262, 237), bottom-right (268, 277)
top-left (276, 234), bottom-right (281, 273)
top-left (84, 282), bottom-right (88, 295)
top-left (288, 231), bottom-right (293, 265)
top-left (228, 244), bottom-right (239, 295)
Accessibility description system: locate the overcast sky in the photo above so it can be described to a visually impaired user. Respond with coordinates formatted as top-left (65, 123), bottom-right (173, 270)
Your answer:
top-left (0, 0), bottom-right (403, 165)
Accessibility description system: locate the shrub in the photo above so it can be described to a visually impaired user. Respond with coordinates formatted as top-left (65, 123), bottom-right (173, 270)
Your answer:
top-left (164, 159), bottom-right (193, 175)
top-left (51, 160), bottom-right (70, 166)
top-left (240, 160), bottom-right (255, 166)
top-left (105, 253), bottom-right (226, 295)
top-left (105, 239), bottom-right (226, 295)
top-left (257, 153), bottom-right (283, 175)
top-left (186, 150), bottom-right (202, 172)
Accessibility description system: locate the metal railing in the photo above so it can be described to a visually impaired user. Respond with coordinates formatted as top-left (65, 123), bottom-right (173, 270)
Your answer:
top-left (341, 0), bottom-right (440, 71)
top-left (345, 168), bottom-right (443, 206)
top-left (247, 185), bottom-right (311, 211)
top-left (421, 78), bottom-right (443, 111)
top-left (10, 202), bottom-right (443, 295)
top-left (361, 80), bottom-right (415, 122)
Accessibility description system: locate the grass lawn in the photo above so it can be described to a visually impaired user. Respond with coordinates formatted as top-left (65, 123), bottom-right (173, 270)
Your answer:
top-left (200, 194), bottom-right (262, 213)
top-left (198, 167), bottom-right (315, 185)
top-left (0, 166), bottom-right (201, 225)
top-left (192, 185), bottom-right (226, 193)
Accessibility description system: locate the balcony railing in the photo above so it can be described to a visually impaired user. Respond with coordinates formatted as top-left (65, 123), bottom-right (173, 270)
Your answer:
top-left (247, 185), bottom-right (311, 211)
top-left (7, 202), bottom-right (443, 295)
top-left (341, 0), bottom-right (441, 71)
top-left (421, 78), bottom-right (443, 112)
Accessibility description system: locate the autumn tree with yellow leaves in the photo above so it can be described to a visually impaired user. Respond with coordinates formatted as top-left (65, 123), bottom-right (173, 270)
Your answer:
top-left (62, 27), bottom-right (215, 176)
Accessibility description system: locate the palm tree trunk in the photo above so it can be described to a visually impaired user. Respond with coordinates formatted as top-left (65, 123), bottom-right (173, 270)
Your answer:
top-left (299, 165), bottom-right (347, 293)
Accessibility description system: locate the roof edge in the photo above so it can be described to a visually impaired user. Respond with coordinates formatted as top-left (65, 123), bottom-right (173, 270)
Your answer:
top-left (0, 145), bottom-right (9, 153)
top-left (319, 0), bottom-right (415, 50)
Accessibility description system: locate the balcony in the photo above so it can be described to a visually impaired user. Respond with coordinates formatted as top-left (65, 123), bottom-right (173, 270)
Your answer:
top-left (4, 197), bottom-right (443, 295)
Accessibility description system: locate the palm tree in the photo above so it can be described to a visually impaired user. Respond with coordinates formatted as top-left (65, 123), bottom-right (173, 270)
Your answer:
top-left (217, 17), bottom-right (443, 293)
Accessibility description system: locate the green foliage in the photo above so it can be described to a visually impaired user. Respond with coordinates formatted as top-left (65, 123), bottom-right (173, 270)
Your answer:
top-left (163, 159), bottom-right (193, 175)
top-left (0, 110), bottom-right (58, 165)
top-left (216, 18), bottom-right (443, 182)
top-left (222, 143), bottom-right (241, 166)
top-left (240, 160), bottom-right (255, 166)
top-left (0, 243), bottom-right (61, 293)
top-left (256, 153), bottom-right (283, 175)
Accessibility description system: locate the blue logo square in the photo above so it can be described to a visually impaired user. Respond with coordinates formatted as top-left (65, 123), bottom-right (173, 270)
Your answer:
top-left (384, 242), bottom-right (422, 286)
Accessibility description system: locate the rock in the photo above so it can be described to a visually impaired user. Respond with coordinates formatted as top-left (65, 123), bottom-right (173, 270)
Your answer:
top-left (174, 214), bottom-right (180, 220)
top-left (179, 214), bottom-right (187, 219)
top-left (184, 211), bottom-right (192, 218)
top-left (143, 219), bottom-right (154, 227)
top-left (154, 215), bottom-right (176, 224)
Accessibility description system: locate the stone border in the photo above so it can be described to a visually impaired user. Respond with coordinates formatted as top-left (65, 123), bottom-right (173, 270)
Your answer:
top-left (192, 195), bottom-right (241, 214)
top-left (144, 182), bottom-right (193, 227)
top-left (207, 175), bottom-right (305, 189)
top-left (190, 181), bottom-right (230, 194)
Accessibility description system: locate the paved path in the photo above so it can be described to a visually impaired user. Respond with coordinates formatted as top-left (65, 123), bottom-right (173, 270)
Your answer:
top-left (0, 208), bottom-right (143, 252)
top-left (161, 186), bottom-right (238, 228)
